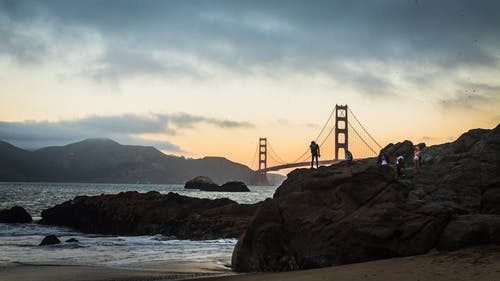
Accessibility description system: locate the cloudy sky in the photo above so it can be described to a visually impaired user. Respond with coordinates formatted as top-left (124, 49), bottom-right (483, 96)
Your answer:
top-left (1, 0), bottom-right (499, 169)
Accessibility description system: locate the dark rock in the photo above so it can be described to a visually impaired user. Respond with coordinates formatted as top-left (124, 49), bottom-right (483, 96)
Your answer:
top-left (185, 176), bottom-right (219, 190)
top-left (185, 177), bottom-right (250, 192)
top-left (379, 140), bottom-right (415, 166)
top-left (482, 186), bottom-right (500, 214)
top-left (41, 191), bottom-right (260, 239)
top-left (220, 181), bottom-right (250, 192)
top-left (232, 162), bottom-right (455, 272)
top-left (401, 124), bottom-right (500, 212)
top-left (437, 215), bottom-right (500, 251)
top-left (0, 206), bottom-right (32, 223)
top-left (232, 124), bottom-right (500, 272)
top-left (40, 235), bottom-right (60, 246)
top-left (66, 238), bottom-right (79, 243)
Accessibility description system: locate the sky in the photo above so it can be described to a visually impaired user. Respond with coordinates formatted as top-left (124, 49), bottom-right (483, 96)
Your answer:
top-left (1, 0), bottom-right (499, 170)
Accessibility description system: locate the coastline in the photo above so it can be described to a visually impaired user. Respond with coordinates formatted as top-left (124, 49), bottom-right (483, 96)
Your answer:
top-left (0, 261), bottom-right (234, 281)
top-left (2, 245), bottom-right (499, 281)
top-left (194, 245), bottom-right (500, 281)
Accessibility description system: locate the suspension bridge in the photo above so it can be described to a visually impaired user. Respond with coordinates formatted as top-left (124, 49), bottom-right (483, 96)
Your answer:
top-left (251, 104), bottom-right (383, 185)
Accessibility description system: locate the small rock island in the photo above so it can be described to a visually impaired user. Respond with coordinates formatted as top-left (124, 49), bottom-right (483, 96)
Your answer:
top-left (184, 176), bottom-right (250, 192)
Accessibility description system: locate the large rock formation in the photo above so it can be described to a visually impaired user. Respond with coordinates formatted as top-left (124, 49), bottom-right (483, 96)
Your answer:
top-left (41, 191), bottom-right (260, 239)
top-left (232, 163), bottom-right (455, 271)
top-left (0, 206), bottom-right (32, 223)
top-left (232, 124), bottom-right (500, 272)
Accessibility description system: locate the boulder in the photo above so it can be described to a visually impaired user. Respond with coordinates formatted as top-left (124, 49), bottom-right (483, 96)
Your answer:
top-left (0, 206), bottom-right (32, 223)
top-left (185, 176), bottom-right (219, 190)
top-left (40, 235), bottom-right (60, 246)
top-left (379, 140), bottom-right (415, 166)
top-left (232, 162), bottom-right (455, 272)
top-left (220, 181), bottom-right (250, 192)
top-left (41, 191), bottom-right (260, 239)
top-left (437, 215), bottom-right (500, 251)
top-left (66, 238), bottom-right (79, 243)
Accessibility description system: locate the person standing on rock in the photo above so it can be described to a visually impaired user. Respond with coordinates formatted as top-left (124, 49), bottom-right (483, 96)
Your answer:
top-left (396, 155), bottom-right (405, 177)
top-left (310, 141), bottom-right (320, 168)
top-left (413, 145), bottom-right (421, 173)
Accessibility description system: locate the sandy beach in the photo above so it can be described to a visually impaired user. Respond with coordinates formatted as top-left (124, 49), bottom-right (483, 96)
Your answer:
top-left (2, 245), bottom-right (499, 281)
top-left (0, 261), bottom-right (233, 281)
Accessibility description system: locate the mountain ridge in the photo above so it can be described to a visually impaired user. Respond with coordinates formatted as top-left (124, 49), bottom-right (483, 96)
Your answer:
top-left (0, 138), bottom-right (281, 185)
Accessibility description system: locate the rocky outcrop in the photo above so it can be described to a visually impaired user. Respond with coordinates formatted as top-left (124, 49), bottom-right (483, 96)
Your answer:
top-left (40, 235), bottom-right (60, 246)
top-left (400, 125), bottom-right (500, 212)
top-left (220, 181), bottom-right (250, 192)
top-left (0, 206), bottom-right (32, 223)
top-left (185, 177), bottom-right (250, 192)
top-left (232, 124), bottom-right (500, 272)
top-left (232, 162), bottom-right (455, 271)
top-left (41, 191), bottom-right (260, 239)
top-left (379, 140), bottom-right (415, 166)
top-left (184, 176), bottom-right (219, 190)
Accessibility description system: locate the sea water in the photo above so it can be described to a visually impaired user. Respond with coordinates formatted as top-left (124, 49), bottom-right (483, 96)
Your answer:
top-left (0, 182), bottom-right (278, 268)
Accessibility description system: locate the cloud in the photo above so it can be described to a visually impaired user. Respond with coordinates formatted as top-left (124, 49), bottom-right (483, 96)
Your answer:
top-left (168, 113), bottom-right (253, 129)
top-left (0, 112), bottom-right (254, 150)
top-left (438, 82), bottom-right (500, 109)
top-left (0, 0), bottom-right (499, 98)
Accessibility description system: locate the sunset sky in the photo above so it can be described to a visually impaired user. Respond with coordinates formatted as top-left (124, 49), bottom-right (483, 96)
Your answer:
top-left (1, 0), bottom-right (499, 170)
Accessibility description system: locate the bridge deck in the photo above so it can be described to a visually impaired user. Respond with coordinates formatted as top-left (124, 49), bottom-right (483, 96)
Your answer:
top-left (260, 160), bottom-right (341, 172)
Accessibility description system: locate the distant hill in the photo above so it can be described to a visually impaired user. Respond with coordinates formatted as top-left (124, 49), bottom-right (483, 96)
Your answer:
top-left (0, 138), bottom-right (285, 185)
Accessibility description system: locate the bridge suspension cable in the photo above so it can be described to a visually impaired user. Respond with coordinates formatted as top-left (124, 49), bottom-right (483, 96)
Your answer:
top-left (289, 106), bottom-right (337, 163)
top-left (266, 140), bottom-right (288, 165)
top-left (250, 142), bottom-right (259, 170)
top-left (348, 120), bottom-right (378, 155)
top-left (348, 108), bottom-right (382, 150)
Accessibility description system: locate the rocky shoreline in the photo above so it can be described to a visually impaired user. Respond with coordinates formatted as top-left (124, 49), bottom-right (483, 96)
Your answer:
top-left (3, 124), bottom-right (499, 274)
top-left (40, 191), bottom-right (260, 239)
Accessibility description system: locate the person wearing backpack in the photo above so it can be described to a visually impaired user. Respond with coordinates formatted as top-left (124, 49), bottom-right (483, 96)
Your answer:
top-left (310, 141), bottom-right (320, 168)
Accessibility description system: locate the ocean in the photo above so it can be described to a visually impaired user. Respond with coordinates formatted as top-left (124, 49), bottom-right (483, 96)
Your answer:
top-left (0, 182), bottom-right (277, 270)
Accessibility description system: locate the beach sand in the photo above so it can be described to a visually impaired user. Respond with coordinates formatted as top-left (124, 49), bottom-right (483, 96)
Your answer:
top-left (0, 261), bottom-right (233, 281)
top-left (1, 245), bottom-right (499, 281)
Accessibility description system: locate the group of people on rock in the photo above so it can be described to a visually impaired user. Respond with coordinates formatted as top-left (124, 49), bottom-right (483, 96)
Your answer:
top-left (377, 145), bottom-right (423, 177)
top-left (309, 140), bottom-right (423, 177)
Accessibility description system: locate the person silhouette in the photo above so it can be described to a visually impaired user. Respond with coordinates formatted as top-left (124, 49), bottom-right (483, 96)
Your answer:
top-left (345, 150), bottom-right (353, 164)
top-left (414, 145), bottom-right (422, 174)
top-left (396, 155), bottom-right (405, 177)
top-left (310, 141), bottom-right (320, 168)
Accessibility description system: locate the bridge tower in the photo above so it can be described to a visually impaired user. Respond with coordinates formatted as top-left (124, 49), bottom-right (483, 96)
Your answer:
top-left (257, 137), bottom-right (269, 185)
top-left (335, 104), bottom-right (349, 160)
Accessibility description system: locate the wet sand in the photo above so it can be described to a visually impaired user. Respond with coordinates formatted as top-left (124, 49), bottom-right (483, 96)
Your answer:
top-left (0, 261), bottom-right (233, 281)
top-left (1, 246), bottom-right (499, 281)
